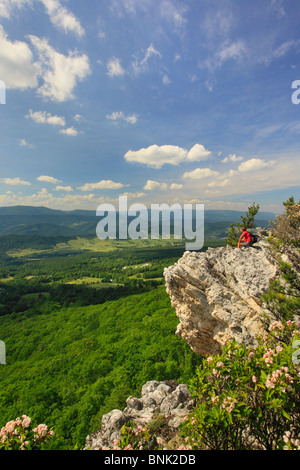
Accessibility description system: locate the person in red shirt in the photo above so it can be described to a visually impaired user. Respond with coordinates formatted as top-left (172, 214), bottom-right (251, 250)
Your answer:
top-left (237, 226), bottom-right (252, 248)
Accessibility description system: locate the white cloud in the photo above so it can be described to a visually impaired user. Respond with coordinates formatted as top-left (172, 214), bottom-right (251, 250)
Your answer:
top-left (160, 0), bottom-right (187, 29)
top-left (217, 40), bottom-right (246, 63)
top-left (132, 44), bottom-right (161, 74)
top-left (182, 168), bottom-right (220, 180)
top-left (162, 74), bottom-right (171, 85)
top-left (26, 109), bottom-right (66, 126)
top-left (143, 180), bottom-right (168, 190)
top-left (78, 180), bottom-right (126, 191)
top-left (208, 178), bottom-right (230, 188)
top-left (1, 177), bottom-right (31, 186)
top-left (120, 191), bottom-right (145, 199)
top-left (124, 144), bottom-right (187, 168)
top-left (37, 175), bottom-right (62, 184)
top-left (39, 0), bottom-right (85, 37)
top-left (107, 57), bottom-right (125, 77)
top-left (0, 25), bottom-right (40, 90)
top-left (222, 153), bottom-right (244, 163)
top-left (200, 38), bottom-right (247, 91)
top-left (19, 138), bottom-right (35, 148)
top-left (141, 44), bottom-right (161, 65)
top-left (186, 144), bottom-right (212, 162)
top-left (265, 40), bottom-right (300, 65)
top-left (106, 111), bottom-right (137, 124)
top-left (28, 35), bottom-right (90, 102)
top-left (270, 0), bottom-right (286, 18)
top-left (238, 158), bottom-right (276, 172)
top-left (55, 185), bottom-right (73, 192)
top-left (59, 126), bottom-right (78, 136)
top-left (170, 183), bottom-right (183, 190)
top-left (124, 143), bottom-right (212, 168)
top-left (0, 0), bottom-right (32, 19)
top-left (73, 114), bottom-right (83, 122)
top-left (111, 0), bottom-right (151, 16)
top-left (0, 0), bottom-right (84, 37)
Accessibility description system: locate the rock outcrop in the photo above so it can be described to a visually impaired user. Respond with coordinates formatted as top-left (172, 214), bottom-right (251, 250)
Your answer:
top-left (163, 230), bottom-right (281, 356)
top-left (85, 380), bottom-right (194, 450)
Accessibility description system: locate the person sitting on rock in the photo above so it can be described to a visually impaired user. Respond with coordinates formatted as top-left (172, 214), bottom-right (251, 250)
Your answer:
top-left (237, 227), bottom-right (252, 248)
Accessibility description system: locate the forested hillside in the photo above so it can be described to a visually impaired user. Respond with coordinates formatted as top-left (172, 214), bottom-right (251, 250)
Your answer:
top-left (0, 235), bottom-right (207, 448)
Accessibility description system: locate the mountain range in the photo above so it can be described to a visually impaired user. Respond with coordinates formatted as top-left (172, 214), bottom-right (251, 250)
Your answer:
top-left (0, 205), bottom-right (277, 238)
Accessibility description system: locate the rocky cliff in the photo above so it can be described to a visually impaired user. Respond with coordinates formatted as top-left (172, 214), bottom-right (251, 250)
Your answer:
top-left (85, 380), bottom-right (194, 450)
top-left (163, 229), bottom-right (282, 356)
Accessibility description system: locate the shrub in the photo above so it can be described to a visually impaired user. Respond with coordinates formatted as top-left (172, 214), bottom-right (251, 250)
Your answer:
top-left (181, 320), bottom-right (300, 450)
top-left (105, 422), bottom-right (164, 450)
top-left (0, 415), bottom-right (54, 450)
top-left (270, 197), bottom-right (300, 247)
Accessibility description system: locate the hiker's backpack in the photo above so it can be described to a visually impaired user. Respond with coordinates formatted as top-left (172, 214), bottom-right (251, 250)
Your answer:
top-left (249, 233), bottom-right (258, 245)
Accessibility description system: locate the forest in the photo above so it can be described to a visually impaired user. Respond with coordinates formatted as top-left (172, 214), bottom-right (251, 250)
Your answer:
top-left (0, 234), bottom-right (221, 448)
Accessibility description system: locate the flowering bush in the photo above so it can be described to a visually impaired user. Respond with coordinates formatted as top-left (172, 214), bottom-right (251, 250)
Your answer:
top-left (0, 415), bottom-right (54, 450)
top-left (181, 320), bottom-right (300, 450)
top-left (104, 422), bottom-right (164, 450)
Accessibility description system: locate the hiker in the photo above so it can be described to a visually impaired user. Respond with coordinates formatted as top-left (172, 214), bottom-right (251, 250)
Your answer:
top-left (237, 227), bottom-right (252, 248)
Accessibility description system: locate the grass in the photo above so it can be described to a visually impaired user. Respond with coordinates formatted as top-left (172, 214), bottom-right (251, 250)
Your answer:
top-left (6, 236), bottom-right (186, 258)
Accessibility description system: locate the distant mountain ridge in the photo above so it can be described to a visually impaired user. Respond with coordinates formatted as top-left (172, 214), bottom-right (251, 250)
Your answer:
top-left (0, 205), bottom-right (277, 238)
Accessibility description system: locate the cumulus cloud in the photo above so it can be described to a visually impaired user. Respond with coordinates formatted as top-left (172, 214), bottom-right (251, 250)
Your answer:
top-left (106, 111), bottom-right (137, 124)
top-left (28, 35), bottom-right (90, 102)
top-left (143, 180), bottom-right (168, 191)
top-left (238, 158), bottom-right (276, 172)
top-left (1, 177), bottom-right (31, 186)
top-left (107, 57), bottom-right (125, 77)
top-left (78, 180), bottom-right (127, 191)
top-left (124, 143), bottom-right (212, 168)
top-left (55, 185), bottom-right (73, 192)
top-left (170, 183), bottom-right (183, 190)
top-left (0, 25), bottom-right (40, 90)
top-left (59, 126), bottom-right (78, 136)
top-left (37, 175), bottom-right (62, 184)
top-left (186, 144), bottom-right (212, 162)
top-left (182, 168), bottom-right (220, 180)
top-left (26, 109), bottom-right (66, 126)
top-left (222, 153), bottom-right (244, 163)
top-left (124, 144), bottom-right (187, 168)
top-left (207, 178), bottom-right (231, 188)
top-left (120, 191), bottom-right (146, 199)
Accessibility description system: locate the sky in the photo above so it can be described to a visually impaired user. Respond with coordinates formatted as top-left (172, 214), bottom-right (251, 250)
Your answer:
top-left (0, 0), bottom-right (299, 214)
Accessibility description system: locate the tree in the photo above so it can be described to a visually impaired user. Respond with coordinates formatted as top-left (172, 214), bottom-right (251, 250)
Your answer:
top-left (227, 203), bottom-right (260, 247)
top-left (269, 197), bottom-right (300, 247)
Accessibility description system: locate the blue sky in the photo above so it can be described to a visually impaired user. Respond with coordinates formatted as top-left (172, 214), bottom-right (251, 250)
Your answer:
top-left (0, 0), bottom-right (299, 213)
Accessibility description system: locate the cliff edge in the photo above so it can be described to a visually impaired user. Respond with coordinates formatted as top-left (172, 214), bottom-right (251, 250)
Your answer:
top-left (163, 229), bottom-right (282, 356)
